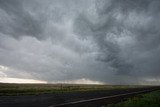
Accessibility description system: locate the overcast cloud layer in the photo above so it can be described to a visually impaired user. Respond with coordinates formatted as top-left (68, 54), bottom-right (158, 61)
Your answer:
top-left (0, 0), bottom-right (160, 84)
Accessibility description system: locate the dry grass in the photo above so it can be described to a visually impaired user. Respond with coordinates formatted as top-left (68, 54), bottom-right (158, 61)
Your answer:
top-left (0, 83), bottom-right (144, 96)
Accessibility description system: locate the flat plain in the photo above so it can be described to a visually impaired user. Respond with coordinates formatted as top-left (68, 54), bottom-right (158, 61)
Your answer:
top-left (0, 83), bottom-right (158, 107)
top-left (0, 83), bottom-right (144, 96)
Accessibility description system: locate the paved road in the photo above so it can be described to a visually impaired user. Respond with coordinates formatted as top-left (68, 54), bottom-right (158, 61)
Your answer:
top-left (0, 86), bottom-right (159, 107)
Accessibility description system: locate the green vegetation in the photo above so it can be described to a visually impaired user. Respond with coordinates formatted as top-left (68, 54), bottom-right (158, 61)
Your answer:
top-left (0, 83), bottom-right (144, 96)
top-left (108, 90), bottom-right (160, 107)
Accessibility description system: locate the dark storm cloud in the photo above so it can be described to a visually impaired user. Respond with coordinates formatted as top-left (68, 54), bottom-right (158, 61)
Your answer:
top-left (0, 0), bottom-right (43, 40)
top-left (0, 0), bottom-right (160, 84)
top-left (74, 0), bottom-right (160, 78)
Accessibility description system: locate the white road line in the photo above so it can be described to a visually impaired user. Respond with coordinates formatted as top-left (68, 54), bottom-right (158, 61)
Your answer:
top-left (50, 89), bottom-right (156, 107)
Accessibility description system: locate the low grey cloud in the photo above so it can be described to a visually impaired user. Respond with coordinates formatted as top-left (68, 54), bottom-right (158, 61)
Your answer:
top-left (0, 0), bottom-right (43, 39)
top-left (0, 0), bottom-right (160, 84)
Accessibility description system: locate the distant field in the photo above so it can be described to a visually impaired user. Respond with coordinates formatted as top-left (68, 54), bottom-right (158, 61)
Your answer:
top-left (0, 83), bottom-right (145, 96)
top-left (108, 90), bottom-right (160, 107)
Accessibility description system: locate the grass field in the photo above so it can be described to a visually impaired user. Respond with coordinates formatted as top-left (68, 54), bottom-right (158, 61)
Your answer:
top-left (108, 90), bottom-right (160, 107)
top-left (0, 83), bottom-right (144, 96)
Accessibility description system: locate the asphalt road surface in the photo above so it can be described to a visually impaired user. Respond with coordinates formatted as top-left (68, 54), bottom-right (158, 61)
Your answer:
top-left (0, 86), bottom-right (159, 107)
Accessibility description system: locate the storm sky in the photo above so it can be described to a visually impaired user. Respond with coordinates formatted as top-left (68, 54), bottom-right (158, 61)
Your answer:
top-left (0, 0), bottom-right (160, 84)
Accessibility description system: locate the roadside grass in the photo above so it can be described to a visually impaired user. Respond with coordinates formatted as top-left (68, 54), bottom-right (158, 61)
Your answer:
top-left (0, 83), bottom-right (144, 96)
top-left (108, 90), bottom-right (160, 107)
